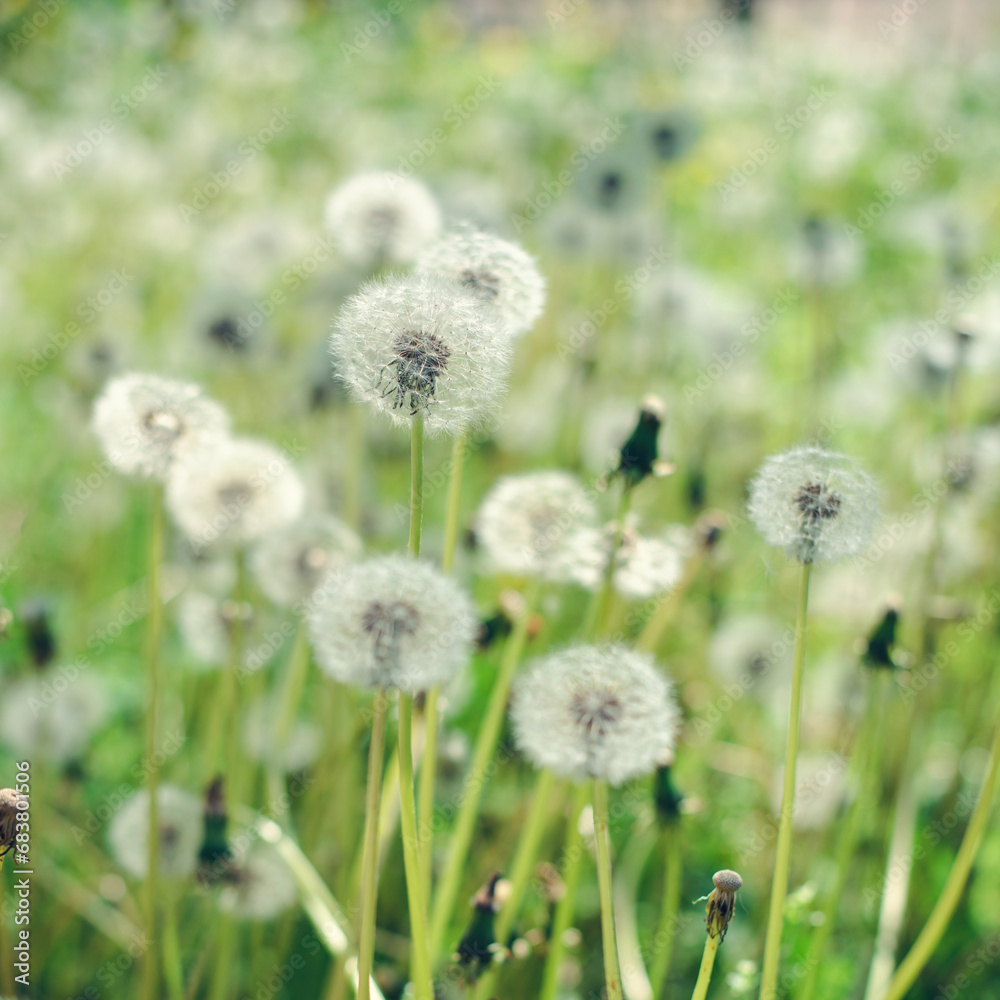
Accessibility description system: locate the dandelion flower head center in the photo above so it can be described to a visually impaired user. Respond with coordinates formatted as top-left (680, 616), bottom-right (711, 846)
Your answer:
top-left (794, 481), bottom-right (842, 523)
top-left (527, 504), bottom-right (562, 553)
top-left (360, 599), bottom-right (421, 671)
top-left (143, 408), bottom-right (181, 439)
top-left (297, 545), bottom-right (330, 578)
top-left (569, 685), bottom-right (624, 737)
top-left (217, 480), bottom-right (254, 513)
top-left (160, 823), bottom-right (180, 849)
top-left (208, 317), bottom-right (243, 350)
top-left (385, 329), bottom-right (451, 413)
top-left (367, 205), bottom-right (402, 249)
top-left (459, 268), bottom-right (501, 301)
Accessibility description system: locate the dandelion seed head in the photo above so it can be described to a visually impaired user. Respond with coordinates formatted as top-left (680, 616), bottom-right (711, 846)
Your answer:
top-left (510, 644), bottom-right (679, 785)
top-left (108, 785), bottom-right (203, 881)
top-left (416, 226), bottom-right (546, 338)
top-left (324, 172), bottom-right (442, 267)
top-left (249, 513), bottom-right (362, 607)
top-left (0, 789), bottom-right (25, 858)
top-left (475, 472), bottom-right (597, 581)
top-left (217, 843), bottom-right (297, 921)
top-left (747, 446), bottom-right (878, 564)
top-left (330, 275), bottom-right (511, 436)
top-left (92, 373), bottom-right (230, 480)
top-left (166, 436), bottom-right (305, 550)
top-left (307, 555), bottom-right (477, 691)
top-left (571, 524), bottom-right (689, 600)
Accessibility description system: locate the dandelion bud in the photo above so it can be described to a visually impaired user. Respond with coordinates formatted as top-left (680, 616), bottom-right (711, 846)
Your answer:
top-left (653, 762), bottom-right (684, 826)
top-left (416, 225), bottom-right (547, 338)
top-left (165, 436), bottom-right (305, 550)
top-left (695, 511), bottom-right (726, 551)
top-left (20, 599), bottom-right (55, 667)
top-left (197, 777), bottom-right (234, 887)
top-left (863, 604), bottom-right (900, 670)
top-left (217, 844), bottom-right (297, 921)
top-left (613, 395), bottom-right (665, 489)
top-left (307, 555), bottom-right (477, 692)
top-left (455, 871), bottom-right (503, 980)
top-left (747, 446), bottom-right (878, 564)
top-left (108, 785), bottom-right (202, 880)
top-left (511, 645), bottom-right (680, 786)
top-left (706, 869), bottom-right (743, 940)
top-left (330, 274), bottom-right (512, 436)
top-left (324, 171), bottom-right (442, 268)
top-left (92, 373), bottom-right (230, 480)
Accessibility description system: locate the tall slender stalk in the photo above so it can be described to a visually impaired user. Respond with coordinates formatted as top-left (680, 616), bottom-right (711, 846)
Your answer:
top-left (593, 778), bottom-right (623, 1000)
top-left (690, 934), bottom-right (719, 1000)
top-left (269, 623), bottom-right (311, 821)
top-left (649, 826), bottom-right (683, 997)
top-left (878, 711), bottom-right (1000, 1000)
top-left (409, 413), bottom-right (425, 558)
top-left (162, 886), bottom-right (185, 1000)
top-left (143, 485), bottom-right (164, 1000)
top-left (635, 547), bottom-right (705, 653)
top-left (583, 484), bottom-right (632, 640)
top-left (758, 561), bottom-right (812, 1000)
top-left (428, 580), bottom-right (538, 958)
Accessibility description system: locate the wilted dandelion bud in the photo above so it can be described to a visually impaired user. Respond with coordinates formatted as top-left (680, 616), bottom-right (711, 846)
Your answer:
top-left (416, 225), bottom-right (546, 338)
top-left (249, 513), bottom-right (362, 607)
top-left (324, 171), bottom-right (442, 267)
top-left (92, 373), bottom-right (230, 480)
top-left (613, 395), bottom-right (668, 489)
top-left (455, 871), bottom-right (503, 981)
top-left (330, 275), bottom-right (512, 436)
top-left (747, 446), bottom-right (878, 564)
top-left (108, 785), bottom-right (203, 880)
top-left (0, 789), bottom-right (25, 866)
top-left (307, 555), bottom-right (477, 691)
top-left (475, 472), bottom-right (597, 581)
top-left (705, 869), bottom-right (743, 940)
top-left (166, 436), bottom-right (305, 550)
top-left (217, 843), bottom-right (297, 920)
top-left (511, 645), bottom-right (680, 785)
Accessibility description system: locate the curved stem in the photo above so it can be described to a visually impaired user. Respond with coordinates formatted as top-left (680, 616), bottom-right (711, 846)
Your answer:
top-left (649, 824), bottom-right (683, 997)
top-left (143, 485), bottom-right (164, 1000)
top-left (398, 693), bottom-right (434, 1000)
top-left (758, 561), bottom-right (812, 1000)
top-left (690, 934), bottom-right (720, 1000)
top-left (878, 712), bottom-right (1000, 1000)
top-left (428, 581), bottom-right (538, 958)
top-left (593, 779), bottom-right (623, 1000)
top-left (539, 782), bottom-right (591, 1000)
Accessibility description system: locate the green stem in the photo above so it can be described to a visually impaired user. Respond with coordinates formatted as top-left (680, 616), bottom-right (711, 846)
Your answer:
top-left (690, 934), bottom-right (720, 1000)
top-left (539, 782), bottom-right (591, 1000)
top-left (357, 692), bottom-right (389, 1000)
top-left (163, 886), bottom-right (185, 1000)
top-left (268, 623), bottom-right (311, 819)
top-left (635, 549), bottom-right (705, 653)
top-left (409, 413), bottom-right (425, 558)
top-left (143, 484), bottom-right (164, 1000)
top-left (878, 712), bottom-right (1000, 1000)
top-left (593, 779), bottom-right (623, 1000)
top-left (428, 580), bottom-right (538, 958)
top-left (584, 485), bottom-right (632, 639)
top-left (649, 824), bottom-right (683, 997)
top-left (442, 433), bottom-right (466, 573)
top-left (758, 560), bottom-right (812, 1000)
top-left (398, 693), bottom-right (434, 1000)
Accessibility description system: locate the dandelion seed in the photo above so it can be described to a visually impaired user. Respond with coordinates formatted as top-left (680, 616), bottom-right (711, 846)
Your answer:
top-left (92, 373), bottom-right (230, 480)
top-left (416, 225), bottom-right (546, 338)
top-left (307, 555), bottom-right (477, 691)
top-left (511, 645), bottom-right (679, 785)
top-left (108, 785), bottom-right (203, 880)
top-left (330, 275), bottom-right (511, 436)
top-left (475, 471), bottom-right (597, 582)
top-left (324, 172), bottom-right (442, 267)
top-left (747, 446), bottom-right (878, 564)
top-left (165, 436), bottom-right (305, 550)
top-left (217, 843), bottom-right (297, 920)
top-left (249, 513), bottom-right (362, 607)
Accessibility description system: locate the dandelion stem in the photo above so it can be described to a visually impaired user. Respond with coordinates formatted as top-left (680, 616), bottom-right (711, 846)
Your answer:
top-left (650, 825), bottom-right (683, 997)
top-left (758, 560), bottom-right (812, 1000)
top-left (442, 432), bottom-right (466, 573)
top-left (584, 484), bottom-right (632, 639)
top-left (593, 778), bottom-right (623, 1000)
top-left (635, 547), bottom-right (705, 653)
top-left (162, 885), bottom-right (185, 1000)
top-left (398, 692), bottom-right (434, 1000)
top-left (269, 623), bottom-right (311, 820)
top-left (358, 690), bottom-right (389, 1000)
top-left (539, 782), bottom-right (591, 1000)
top-left (143, 483), bottom-right (164, 1000)
top-left (878, 710), bottom-right (1000, 1000)
top-left (409, 412), bottom-right (425, 558)
top-left (689, 934), bottom-right (720, 1000)
top-left (429, 580), bottom-right (538, 959)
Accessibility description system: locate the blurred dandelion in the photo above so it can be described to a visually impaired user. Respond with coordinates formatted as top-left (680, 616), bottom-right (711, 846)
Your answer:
top-left (108, 786), bottom-right (203, 880)
top-left (217, 843), bottom-right (297, 920)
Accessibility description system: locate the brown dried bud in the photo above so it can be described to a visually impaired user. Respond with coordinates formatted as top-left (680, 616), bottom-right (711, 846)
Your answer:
top-left (705, 869), bottom-right (742, 940)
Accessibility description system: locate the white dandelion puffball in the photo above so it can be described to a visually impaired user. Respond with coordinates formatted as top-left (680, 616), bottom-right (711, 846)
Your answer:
top-left (747, 446), bottom-right (878, 564)
top-left (166, 436), bottom-right (306, 550)
top-left (249, 513), bottom-right (362, 607)
top-left (242, 695), bottom-right (322, 773)
top-left (92, 373), bottom-right (230, 479)
top-left (324, 171), bottom-right (442, 267)
top-left (416, 226), bottom-right (546, 338)
top-left (475, 471), bottom-right (597, 581)
top-left (218, 843), bottom-right (297, 921)
top-left (330, 274), bottom-right (511, 436)
top-left (176, 590), bottom-right (230, 667)
top-left (511, 645), bottom-right (680, 786)
top-left (0, 671), bottom-right (109, 763)
top-left (572, 525), bottom-right (690, 600)
top-left (308, 555), bottom-right (477, 691)
top-left (108, 785), bottom-right (203, 881)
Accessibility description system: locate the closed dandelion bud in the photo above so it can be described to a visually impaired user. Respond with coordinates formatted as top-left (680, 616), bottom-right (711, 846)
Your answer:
top-left (747, 446), bottom-right (878, 564)
top-left (653, 760), bottom-right (684, 826)
top-left (307, 555), bottom-right (477, 692)
top-left (476, 471), bottom-right (597, 582)
top-left (20, 599), bottom-right (55, 667)
top-left (249, 513), bottom-right (362, 607)
top-left (0, 789), bottom-right (25, 865)
top-left (108, 785), bottom-right (203, 880)
top-left (455, 871), bottom-right (503, 980)
top-left (705, 869), bottom-right (742, 940)
top-left (217, 843), bottom-right (297, 921)
top-left (92, 373), bottom-right (230, 480)
top-left (166, 436), bottom-right (306, 551)
top-left (863, 604), bottom-right (900, 670)
top-left (511, 645), bottom-right (680, 786)
top-left (324, 172), bottom-right (442, 267)
top-left (197, 777), bottom-right (234, 886)
top-left (330, 275), bottom-right (512, 436)
top-left (614, 395), bottom-right (666, 489)
top-left (416, 225), bottom-right (547, 338)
